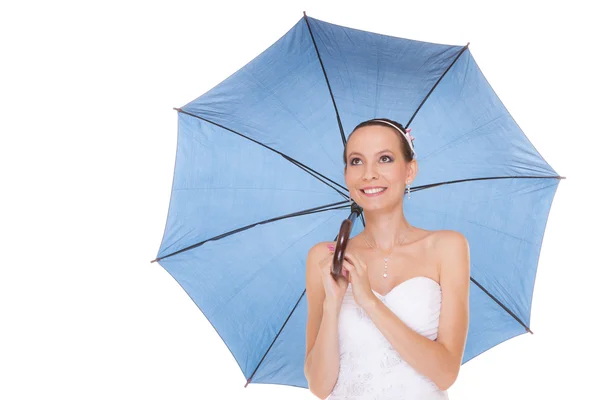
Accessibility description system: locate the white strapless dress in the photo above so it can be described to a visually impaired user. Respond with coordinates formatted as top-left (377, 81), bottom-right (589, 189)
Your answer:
top-left (328, 276), bottom-right (448, 400)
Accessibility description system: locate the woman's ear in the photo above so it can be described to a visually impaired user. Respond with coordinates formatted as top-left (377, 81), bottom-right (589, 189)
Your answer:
top-left (408, 159), bottom-right (418, 183)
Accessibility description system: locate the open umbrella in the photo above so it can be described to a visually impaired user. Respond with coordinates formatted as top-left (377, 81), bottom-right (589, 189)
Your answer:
top-left (152, 13), bottom-right (563, 388)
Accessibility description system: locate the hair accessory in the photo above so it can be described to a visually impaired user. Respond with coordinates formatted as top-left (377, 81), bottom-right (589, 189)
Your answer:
top-left (371, 119), bottom-right (416, 158)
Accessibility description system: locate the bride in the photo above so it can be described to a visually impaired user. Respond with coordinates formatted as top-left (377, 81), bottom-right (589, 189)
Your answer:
top-left (304, 118), bottom-right (470, 399)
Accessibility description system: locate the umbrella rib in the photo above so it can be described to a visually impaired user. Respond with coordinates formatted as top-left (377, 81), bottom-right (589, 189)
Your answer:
top-left (410, 175), bottom-right (565, 194)
top-left (470, 277), bottom-right (533, 334)
top-left (245, 205), bottom-right (362, 386)
top-left (151, 200), bottom-right (351, 262)
top-left (285, 157), bottom-right (349, 199)
top-left (411, 175), bottom-right (565, 334)
top-left (406, 43), bottom-right (470, 128)
top-left (175, 108), bottom-right (350, 198)
top-left (303, 12), bottom-right (347, 147)
top-left (245, 289), bottom-right (308, 387)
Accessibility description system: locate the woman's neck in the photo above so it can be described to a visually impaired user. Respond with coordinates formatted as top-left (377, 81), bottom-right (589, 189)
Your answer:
top-left (361, 207), bottom-right (411, 251)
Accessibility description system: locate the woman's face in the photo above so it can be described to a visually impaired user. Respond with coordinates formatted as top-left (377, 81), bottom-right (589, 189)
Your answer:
top-left (344, 125), bottom-right (415, 211)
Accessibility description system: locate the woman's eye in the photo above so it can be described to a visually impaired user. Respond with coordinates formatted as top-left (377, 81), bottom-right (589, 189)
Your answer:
top-left (350, 158), bottom-right (362, 165)
top-left (381, 155), bottom-right (393, 162)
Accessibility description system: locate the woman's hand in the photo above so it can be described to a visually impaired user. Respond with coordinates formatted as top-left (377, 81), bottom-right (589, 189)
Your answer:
top-left (342, 251), bottom-right (378, 310)
top-left (318, 243), bottom-right (349, 313)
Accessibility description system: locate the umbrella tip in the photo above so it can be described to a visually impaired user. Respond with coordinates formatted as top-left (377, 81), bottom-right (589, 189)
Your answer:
top-left (244, 378), bottom-right (252, 388)
top-left (173, 107), bottom-right (181, 112)
top-left (303, 11), bottom-right (306, 16)
top-left (150, 258), bottom-right (159, 263)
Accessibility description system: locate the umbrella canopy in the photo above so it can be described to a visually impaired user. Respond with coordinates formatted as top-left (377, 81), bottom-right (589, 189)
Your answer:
top-left (153, 14), bottom-right (563, 388)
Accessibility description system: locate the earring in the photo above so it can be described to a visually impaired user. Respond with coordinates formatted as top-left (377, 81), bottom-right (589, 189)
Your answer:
top-left (407, 182), bottom-right (411, 199)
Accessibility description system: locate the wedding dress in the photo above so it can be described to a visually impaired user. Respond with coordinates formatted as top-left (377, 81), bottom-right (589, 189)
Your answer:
top-left (327, 276), bottom-right (448, 400)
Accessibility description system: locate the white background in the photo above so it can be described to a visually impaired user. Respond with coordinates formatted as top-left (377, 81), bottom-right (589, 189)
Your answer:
top-left (1, 0), bottom-right (598, 398)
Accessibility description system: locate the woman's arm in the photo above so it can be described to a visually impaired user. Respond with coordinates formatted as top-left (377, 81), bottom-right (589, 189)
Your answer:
top-left (304, 243), bottom-right (342, 399)
top-left (362, 231), bottom-right (470, 390)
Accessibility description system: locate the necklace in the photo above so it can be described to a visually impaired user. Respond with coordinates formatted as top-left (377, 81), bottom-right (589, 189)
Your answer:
top-left (363, 227), bottom-right (411, 278)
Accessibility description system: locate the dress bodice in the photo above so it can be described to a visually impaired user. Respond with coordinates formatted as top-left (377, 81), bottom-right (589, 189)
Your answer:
top-left (328, 276), bottom-right (449, 400)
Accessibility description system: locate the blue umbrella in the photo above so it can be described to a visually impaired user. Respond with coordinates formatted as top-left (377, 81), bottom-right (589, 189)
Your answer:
top-left (152, 13), bottom-right (563, 388)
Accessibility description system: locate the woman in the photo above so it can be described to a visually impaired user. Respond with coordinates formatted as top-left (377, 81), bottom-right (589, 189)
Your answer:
top-left (304, 118), bottom-right (470, 399)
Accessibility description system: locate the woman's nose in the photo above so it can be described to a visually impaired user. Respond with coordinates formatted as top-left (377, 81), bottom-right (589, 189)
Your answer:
top-left (362, 163), bottom-right (379, 180)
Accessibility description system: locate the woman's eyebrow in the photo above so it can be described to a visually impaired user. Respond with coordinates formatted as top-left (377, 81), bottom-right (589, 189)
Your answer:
top-left (347, 149), bottom-right (394, 158)
top-left (347, 151), bottom-right (363, 158)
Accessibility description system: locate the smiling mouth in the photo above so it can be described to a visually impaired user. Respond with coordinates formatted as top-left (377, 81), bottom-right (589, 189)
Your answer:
top-left (361, 187), bottom-right (387, 195)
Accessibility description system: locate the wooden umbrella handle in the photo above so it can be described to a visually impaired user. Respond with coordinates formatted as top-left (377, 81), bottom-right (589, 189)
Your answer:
top-left (331, 204), bottom-right (362, 277)
top-left (332, 219), bottom-right (352, 276)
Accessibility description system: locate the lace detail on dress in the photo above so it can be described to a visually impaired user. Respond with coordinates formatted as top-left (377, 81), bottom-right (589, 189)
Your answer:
top-left (328, 277), bottom-right (448, 400)
top-left (379, 344), bottom-right (404, 369)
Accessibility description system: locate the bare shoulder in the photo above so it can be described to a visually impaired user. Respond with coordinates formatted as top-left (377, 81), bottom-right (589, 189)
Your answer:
top-left (307, 241), bottom-right (335, 264)
top-left (305, 241), bottom-right (335, 279)
top-left (432, 230), bottom-right (469, 249)
top-left (431, 230), bottom-right (470, 278)
top-left (308, 240), bottom-right (335, 254)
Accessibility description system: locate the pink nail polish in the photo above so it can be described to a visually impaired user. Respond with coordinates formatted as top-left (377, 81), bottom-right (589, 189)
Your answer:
top-left (327, 244), bottom-right (334, 251)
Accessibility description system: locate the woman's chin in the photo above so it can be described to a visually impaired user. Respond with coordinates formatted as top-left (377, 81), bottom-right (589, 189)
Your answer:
top-left (355, 198), bottom-right (398, 212)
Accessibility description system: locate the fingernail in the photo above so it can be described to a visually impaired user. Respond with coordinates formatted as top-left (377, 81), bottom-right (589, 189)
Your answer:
top-left (327, 244), bottom-right (335, 251)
